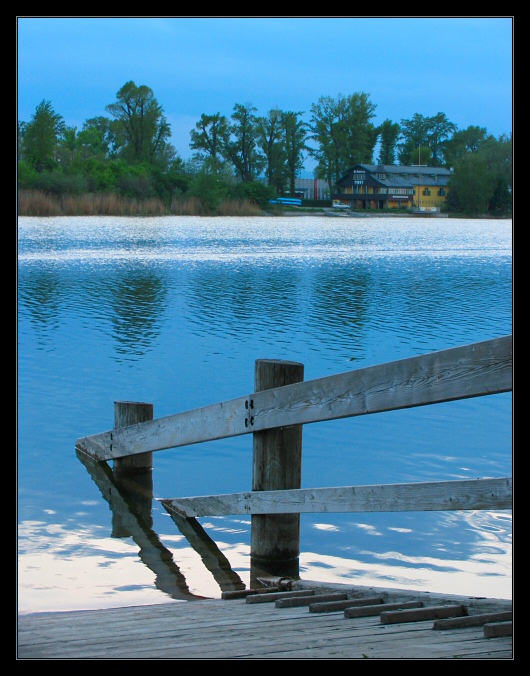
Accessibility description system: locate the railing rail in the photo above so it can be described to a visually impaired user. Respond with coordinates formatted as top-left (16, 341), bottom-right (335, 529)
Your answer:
top-left (75, 334), bottom-right (512, 582)
top-left (76, 336), bottom-right (513, 594)
top-left (76, 334), bottom-right (512, 462)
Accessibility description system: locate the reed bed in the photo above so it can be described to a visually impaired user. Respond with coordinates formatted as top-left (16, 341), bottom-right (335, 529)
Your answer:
top-left (18, 190), bottom-right (264, 217)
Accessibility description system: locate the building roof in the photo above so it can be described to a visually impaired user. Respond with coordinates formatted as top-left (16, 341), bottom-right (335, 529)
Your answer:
top-left (338, 164), bottom-right (452, 188)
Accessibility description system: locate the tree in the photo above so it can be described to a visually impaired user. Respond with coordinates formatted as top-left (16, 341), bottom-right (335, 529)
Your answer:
top-left (223, 103), bottom-right (265, 183)
top-left (78, 116), bottom-right (117, 159)
top-left (377, 119), bottom-right (400, 165)
top-left (57, 126), bottom-right (80, 167)
top-left (21, 100), bottom-right (65, 172)
top-left (309, 92), bottom-right (377, 189)
top-left (398, 112), bottom-right (457, 166)
top-left (105, 81), bottom-right (173, 167)
top-left (189, 113), bottom-right (229, 173)
top-left (308, 95), bottom-right (341, 189)
top-left (443, 125), bottom-right (490, 169)
top-left (256, 108), bottom-right (287, 191)
top-left (447, 153), bottom-right (495, 214)
top-left (282, 111), bottom-right (309, 197)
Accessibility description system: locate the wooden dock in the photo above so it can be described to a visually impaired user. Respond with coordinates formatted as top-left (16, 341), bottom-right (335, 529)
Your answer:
top-left (17, 582), bottom-right (513, 660)
top-left (36, 336), bottom-right (511, 660)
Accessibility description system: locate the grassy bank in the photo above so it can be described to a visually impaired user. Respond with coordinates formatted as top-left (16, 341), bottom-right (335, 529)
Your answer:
top-left (17, 190), bottom-right (264, 217)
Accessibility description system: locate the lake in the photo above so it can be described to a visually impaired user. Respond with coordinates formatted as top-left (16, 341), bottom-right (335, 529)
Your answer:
top-left (17, 215), bottom-right (513, 613)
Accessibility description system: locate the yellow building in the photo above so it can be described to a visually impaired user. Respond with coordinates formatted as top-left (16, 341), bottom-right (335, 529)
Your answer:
top-left (333, 164), bottom-right (451, 212)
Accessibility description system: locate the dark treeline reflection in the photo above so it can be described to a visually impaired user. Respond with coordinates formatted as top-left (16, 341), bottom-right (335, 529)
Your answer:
top-left (19, 265), bottom-right (168, 361)
top-left (18, 255), bottom-right (512, 365)
top-left (185, 265), bottom-right (305, 340)
top-left (310, 264), bottom-right (371, 355)
top-left (105, 270), bottom-right (167, 358)
top-left (18, 271), bottom-right (62, 334)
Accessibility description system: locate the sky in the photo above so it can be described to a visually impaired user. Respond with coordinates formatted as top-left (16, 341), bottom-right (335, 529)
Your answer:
top-left (17, 16), bottom-right (513, 174)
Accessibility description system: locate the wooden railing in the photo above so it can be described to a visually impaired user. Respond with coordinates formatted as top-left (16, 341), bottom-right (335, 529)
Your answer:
top-left (76, 335), bottom-right (512, 579)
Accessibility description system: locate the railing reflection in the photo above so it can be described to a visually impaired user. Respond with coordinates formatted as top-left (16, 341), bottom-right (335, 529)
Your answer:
top-left (76, 449), bottom-right (246, 600)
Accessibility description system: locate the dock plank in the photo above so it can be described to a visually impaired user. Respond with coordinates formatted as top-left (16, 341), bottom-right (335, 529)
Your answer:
top-left (17, 583), bottom-right (513, 660)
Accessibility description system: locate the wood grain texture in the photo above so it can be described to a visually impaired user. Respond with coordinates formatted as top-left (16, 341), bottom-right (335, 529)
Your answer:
top-left (160, 477), bottom-right (512, 517)
top-left (76, 335), bottom-right (512, 461)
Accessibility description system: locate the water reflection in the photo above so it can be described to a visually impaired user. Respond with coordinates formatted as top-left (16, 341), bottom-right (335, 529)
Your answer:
top-left (76, 449), bottom-right (245, 599)
top-left (18, 271), bottom-right (62, 334)
top-left (105, 269), bottom-right (167, 359)
top-left (17, 216), bottom-right (512, 611)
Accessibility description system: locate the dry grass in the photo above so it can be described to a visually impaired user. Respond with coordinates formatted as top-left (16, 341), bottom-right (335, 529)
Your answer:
top-left (18, 190), bottom-right (264, 217)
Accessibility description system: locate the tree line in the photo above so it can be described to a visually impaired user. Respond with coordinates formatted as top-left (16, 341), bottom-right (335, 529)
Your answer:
top-left (17, 80), bottom-right (512, 215)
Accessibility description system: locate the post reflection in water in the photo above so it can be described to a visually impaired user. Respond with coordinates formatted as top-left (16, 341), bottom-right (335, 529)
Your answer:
top-left (76, 449), bottom-right (245, 599)
top-left (17, 216), bottom-right (512, 611)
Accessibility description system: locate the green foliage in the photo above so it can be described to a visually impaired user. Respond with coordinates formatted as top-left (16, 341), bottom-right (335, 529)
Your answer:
top-left (115, 163), bottom-right (158, 200)
top-left (224, 103), bottom-right (266, 182)
top-left (30, 170), bottom-right (89, 196)
top-left (377, 119), bottom-right (400, 164)
top-left (80, 157), bottom-right (123, 193)
top-left (17, 160), bottom-right (38, 189)
top-left (18, 81), bottom-right (512, 216)
top-left (489, 177), bottom-right (512, 214)
top-left (398, 113), bottom-right (457, 166)
top-left (448, 154), bottom-right (494, 214)
top-left (22, 100), bottom-right (65, 172)
top-left (410, 145), bottom-right (433, 166)
top-left (229, 180), bottom-right (276, 208)
top-left (187, 172), bottom-right (231, 211)
top-left (309, 92), bottom-right (378, 188)
top-left (106, 81), bottom-right (173, 168)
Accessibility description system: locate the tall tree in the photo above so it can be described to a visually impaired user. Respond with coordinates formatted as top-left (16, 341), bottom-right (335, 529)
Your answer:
top-left (447, 153), bottom-right (495, 214)
top-left (189, 112), bottom-right (229, 173)
top-left (78, 116), bottom-right (117, 159)
top-left (398, 112), bottom-right (457, 166)
top-left (308, 95), bottom-right (342, 189)
top-left (223, 103), bottom-right (265, 183)
top-left (443, 125), bottom-right (489, 169)
top-left (256, 108), bottom-right (287, 191)
top-left (282, 111), bottom-right (309, 197)
top-left (376, 119), bottom-right (400, 164)
top-left (105, 81), bottom-right (172, 167)
top-left (309, 92), bottom-right (377, 189)
top-left (21, 100), bottom-right (65, 172)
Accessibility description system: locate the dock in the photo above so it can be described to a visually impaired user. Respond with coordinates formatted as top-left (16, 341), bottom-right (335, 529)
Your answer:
top-left (17, 581), bottom-right (513, 660)
top-left (21, 338), bottom-right (511, 660)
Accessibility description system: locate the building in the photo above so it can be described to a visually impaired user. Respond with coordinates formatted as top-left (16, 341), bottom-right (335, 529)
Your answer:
top-left (293, 177), bottom-right (330, 201)
top-left (332, 164), bottom-right (452, 212)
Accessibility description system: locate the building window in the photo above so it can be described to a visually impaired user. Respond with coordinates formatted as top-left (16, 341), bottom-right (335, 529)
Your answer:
top-left (423, 189), bottom-right (431, 196)
top-left (437, 188), bottom-right (446, 196)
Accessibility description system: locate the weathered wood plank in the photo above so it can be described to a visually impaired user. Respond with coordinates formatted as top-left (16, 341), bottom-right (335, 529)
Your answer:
top-left (380, 604), bottom-right (467, 624)
top-left (344, 601), bottom-right (424, 618)
top-left (75, 335), bottom-right (512, 461)
top-left (310, 596), bottom-right (384, 613)
top-left (221, 587), bottom-right (280, 600)
top-left (17, 589), bottom-right (513, 660)
top-left (245, 590), bottom-right (315, 604)
top-left (76, 394), bottom-right (251, 461)
top-left (484, 621), bottom-right (513, 638)
top-left (433, 611), bottom-right (512, 630)
top-left (275, 592), bottom-right (347, 608)
top-left (250, 334), bottom-right (512, 431)
top-left (159, 477), bottom-right (512, 517)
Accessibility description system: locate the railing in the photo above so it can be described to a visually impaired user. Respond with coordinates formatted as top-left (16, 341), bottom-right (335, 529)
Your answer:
top-left (76, 334), bottom-right (512, 582)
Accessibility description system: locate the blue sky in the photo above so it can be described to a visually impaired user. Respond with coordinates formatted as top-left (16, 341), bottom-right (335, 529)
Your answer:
top-left (17, 17), bottom-right (513, 173)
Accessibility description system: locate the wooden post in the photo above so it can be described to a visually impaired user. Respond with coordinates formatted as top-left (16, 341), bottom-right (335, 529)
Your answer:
top-left (113, 401), bottom-right (154, 472)
top-left (112, 401), bottom-right (154, 535)
top-left (250, 360), bottom-right (304, 584)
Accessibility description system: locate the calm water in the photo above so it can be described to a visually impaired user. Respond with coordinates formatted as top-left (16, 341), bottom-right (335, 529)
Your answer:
top-left (17, 215), bottom-right (513, 613)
